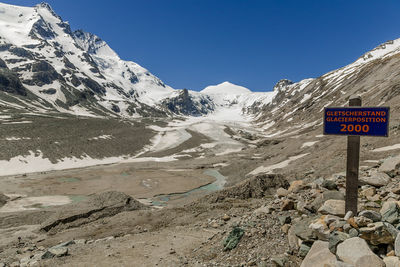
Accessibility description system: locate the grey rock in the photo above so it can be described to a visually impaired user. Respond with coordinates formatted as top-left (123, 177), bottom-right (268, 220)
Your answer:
top-left (349, 228), bottom-right (359, 238)
top-left (379, 155), bottom-right (400, 175)
top-left (323, 190), bottom-right (345, 201)
top-left (41, 247), bottom-right (68, 259)
top-left (287, 226), bottom-right (300, 251)
top-left (360, 172), bottom-right (391, 187)
top-left (383, 222), bottom-right (400, 239)
top-left (294, 217), bottom-right (317, 242)
top-left (299, 243), bottom-right (312, 258)
top-left (336, 237), bottom-right (385, 266)
top-left (381, 202), bottom-right (400, 224)
top-left (300, 241), bottom-right (337, 267)
top-left (322, 180), bottom-right (338, 190)
top-left (278, 215), bottom-right (291, 225)
top-left (395, 232), bottom-right (400, 256)
top-left (318, 200), bottom-right (345, 216)
top-left (0, 193), bottom-right (9, 207)
top-left (359, 210), bottom-right (381, 222)
top-left (271, 256), bottom-right (288, 267)
top-left (344, 211), bottom-right (354, 221)
top-left (329, 231), bottom-right (349, 254)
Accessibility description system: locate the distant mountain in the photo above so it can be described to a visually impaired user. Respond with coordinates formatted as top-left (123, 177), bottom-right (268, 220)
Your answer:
top-left (1, 2), bottom-right (400, 126)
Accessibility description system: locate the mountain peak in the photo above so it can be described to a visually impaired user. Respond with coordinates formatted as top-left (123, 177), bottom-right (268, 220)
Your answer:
top-left (201, 81), bottom-right (251, 95)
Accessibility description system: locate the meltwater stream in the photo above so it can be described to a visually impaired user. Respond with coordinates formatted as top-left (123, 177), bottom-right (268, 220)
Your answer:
top-left (151, 169), bottom-right (226, 206)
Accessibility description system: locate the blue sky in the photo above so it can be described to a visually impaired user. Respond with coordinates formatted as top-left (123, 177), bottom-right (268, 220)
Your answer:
top-left (2, 1), bottom-right (400, 92)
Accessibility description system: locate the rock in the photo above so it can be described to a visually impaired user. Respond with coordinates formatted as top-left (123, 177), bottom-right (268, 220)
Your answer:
top-left (384, 256), bottom-right (400, 267)
top-left (349, 228), bottom-right (359, 238)
top-left (354, 216), bottom-right (373, 227)
top-left (278, 215), bottom-right (291, 225)
top-left (309, 216), bottom-right (330, 241)
top-left (359, 210), bottom-right (381, 222)
top-left (281, 224), bottom-right (290, 234)
top-left (253, 205), bottom-right (273, 215)
top-left (395, 232), bottom-right (400, 256)
top-left (329, 231), bottom-right (349, 254)
top-left (271, 256), bottom-right (288, 267)
top-left (298, 243), bottom-right (312, 258)
top-left (344, 211), bottom-right (354, 221)
top-left (294, 217), bottom-right (317, 242)
top-left (41, 247), bottom-right (68, 259)
top-left (41, 191), bottom-right (146, 232)
top-left (323, 190), bottom-right (345, 201)
top-left (276, 187), bottom-right (289, 197)
top-left (381, 202), bottom-right (400, 224)
top-left (0, 193), bottom-right (9, 207)
top-left (361, 187), bottom-right (376, 197)
top-left (281, 199), bottom-right (295, 211)
top-left (392, 186), bottom-right (400, 195)
top-left (383, 222), bottom-right (399, 239)
top-left (379, 155), bottom-right (400, 175)
top-left (223, 227), bottom-right (244, 251)
top-left (322, 180), bottom-right (338, 190)
top-left (360, 172), bottom-right (391, 187)
top-left (318, 200), bottom-right (345, 216)
top-left (359, 222), bottom-right (394, 245)
top-left (387, 250), bottom-right (395, 256)
top-left (288, 226), bottom-right (300, 251)
top-left (336, 237), bottom-right (385, 266)
top-left (222, 214), bottom-right (231, 221)
top-left (300, 241), bottom-right (337, 267)
top-left (288, 180), bottom-right (304, 193)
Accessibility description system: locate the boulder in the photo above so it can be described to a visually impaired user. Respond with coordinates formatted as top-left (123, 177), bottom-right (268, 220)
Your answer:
top-left (300, 241), bottom-right (337, 267)
top-left (323, 190), bottom-right (345, 201)
top-left (359, 222), bottom-right (394, 245)
top-left (336, 237), bottom-right (385, 266)
top-left (360, 172), bottom-right (391, 187)
top-left (318, 200), bottom-right (345, 216)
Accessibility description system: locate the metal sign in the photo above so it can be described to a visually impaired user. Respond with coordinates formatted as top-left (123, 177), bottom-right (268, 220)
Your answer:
top-left (324, 107), bottom-right (390, 137)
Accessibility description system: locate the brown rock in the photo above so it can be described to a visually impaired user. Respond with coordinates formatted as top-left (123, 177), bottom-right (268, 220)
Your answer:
top-left (281, 199), bottom-right (295, 211)
top-left (361, 187), bottom-right (376, 197)
top-left (288, 180), bottom-right (304, 193)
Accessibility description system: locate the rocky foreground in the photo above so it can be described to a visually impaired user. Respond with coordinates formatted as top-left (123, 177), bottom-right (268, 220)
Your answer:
top-left (2, 154), bottom-right (400, 266)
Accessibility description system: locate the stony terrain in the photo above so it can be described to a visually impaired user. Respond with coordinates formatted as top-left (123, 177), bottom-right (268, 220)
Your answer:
top-left (3, 2), bottom-right (400, 267)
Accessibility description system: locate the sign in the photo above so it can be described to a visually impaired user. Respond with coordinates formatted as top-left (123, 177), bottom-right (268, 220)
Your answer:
top-left (324, 107), bottom-right (390, 137)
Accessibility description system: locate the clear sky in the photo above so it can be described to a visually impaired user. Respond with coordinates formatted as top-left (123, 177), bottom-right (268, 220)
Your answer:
top-left (2, 1), bottom-right (400, 92)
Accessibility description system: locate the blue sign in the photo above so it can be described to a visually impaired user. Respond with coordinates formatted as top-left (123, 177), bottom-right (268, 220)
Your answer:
top-left (324, 107), bottom-right (390, 137)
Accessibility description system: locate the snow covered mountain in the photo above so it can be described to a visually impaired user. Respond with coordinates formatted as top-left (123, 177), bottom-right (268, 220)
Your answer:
top-left (2, 1), bottom-right (400, 126)
top-left (0, 2), bottom-right (214, 117)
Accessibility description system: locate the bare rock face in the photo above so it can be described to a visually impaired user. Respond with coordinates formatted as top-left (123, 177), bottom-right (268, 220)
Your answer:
top-left (41, 191), bottom-right (146, 232)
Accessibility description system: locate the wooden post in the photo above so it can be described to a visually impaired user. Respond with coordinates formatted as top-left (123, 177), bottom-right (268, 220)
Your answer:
top-left (345, 95), bottom-right (361, 215)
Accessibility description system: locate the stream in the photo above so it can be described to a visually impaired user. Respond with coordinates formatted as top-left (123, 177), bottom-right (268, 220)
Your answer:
top-left (151, 169), bottom-right (226, 206)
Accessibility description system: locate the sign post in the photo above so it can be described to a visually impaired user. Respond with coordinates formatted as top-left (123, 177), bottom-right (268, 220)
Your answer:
top-left (323, 96), bottom-right (390, 215)
top-left (345, 96), bottom-right (361, 214)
